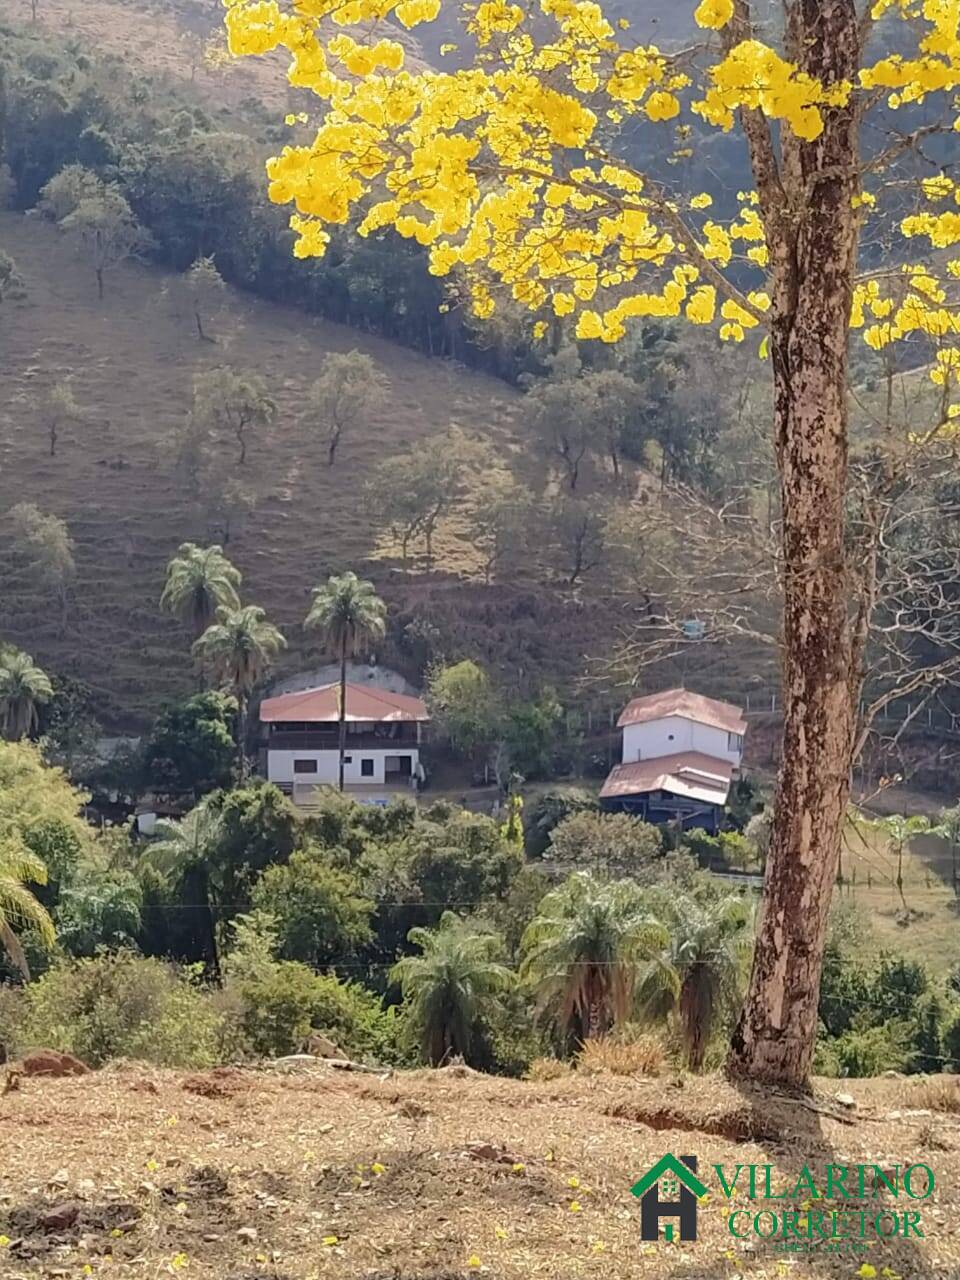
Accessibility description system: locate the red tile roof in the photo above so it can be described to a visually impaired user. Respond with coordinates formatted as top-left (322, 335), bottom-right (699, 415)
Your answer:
top-left (260, 682), bottom-right (429, 724)
top-left (600, 752), bottom-right (734, 806)
top-left (617, 688), bottom-right (746, 735)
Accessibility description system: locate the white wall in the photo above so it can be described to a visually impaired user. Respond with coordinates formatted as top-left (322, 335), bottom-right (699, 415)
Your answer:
top-left (622, 717), bottom-right (743, 766)
top-left (267, 747), bottom-right (420, 787)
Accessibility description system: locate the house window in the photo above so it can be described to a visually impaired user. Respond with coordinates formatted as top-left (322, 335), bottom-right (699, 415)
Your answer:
top-left (343, 756), bottom-right (353, 764)
top-left (293, 759), bottom-right (318, 774)
top-left (361, 758), bottom-right (375, 777)
top-left (727, 732), bottom-right (743, 752)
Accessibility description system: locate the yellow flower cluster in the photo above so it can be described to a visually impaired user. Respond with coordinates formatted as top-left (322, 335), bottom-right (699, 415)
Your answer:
top-left (223, 0), bottom-right (960, 351)
top-left (931, 348), bottom-right (960, 386)
top-left (694, 40), bottom-right (852, 140)
top-left (694, 0), bottom-right (733, 29)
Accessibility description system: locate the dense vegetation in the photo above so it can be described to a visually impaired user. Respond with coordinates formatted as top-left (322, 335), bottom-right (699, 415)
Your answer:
top-left (4, 0), bottom-right (960, 1098)
top-left (0, 721), bottom-right (956, 1081)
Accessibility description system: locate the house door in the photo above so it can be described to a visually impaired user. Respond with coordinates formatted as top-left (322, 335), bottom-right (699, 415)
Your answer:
top-left (385, 755), bottom-right (412, 778)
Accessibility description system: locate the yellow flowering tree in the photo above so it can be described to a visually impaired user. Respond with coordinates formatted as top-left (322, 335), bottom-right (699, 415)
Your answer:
top-left (222, 0), bottom-right (960, 1086)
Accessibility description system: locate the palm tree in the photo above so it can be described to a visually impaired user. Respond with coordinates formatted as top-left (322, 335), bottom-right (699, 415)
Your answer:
top-left (160, 543), bottom-right (242, 637)
top-left (304, 572), bottom-right (387, 792)
top-left (636, 891), bottom-right (751, 1072)
top-left (193, 605), bottom-right (285, 776)
top-left (520, 872), bottom-right (667, 1044)
top-left (0, 650), bottom-right (53, 740)
top-left (146, 799), bottom-right (223, 976)
top-left (0, 840), bottom-right (55, 980)
top-left (390, 912), bottom-right (514, 1066)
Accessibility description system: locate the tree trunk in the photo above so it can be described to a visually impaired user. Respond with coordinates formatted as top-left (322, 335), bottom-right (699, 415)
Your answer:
top-left (680, 974), bottom-right (710, 1072)
top-left (896, 841), bottom-right (908, 913)
top-left (727, 0), bottom-right (861, 1088)
top-left (327, 426), bottom-right (341, 466)
top-left (236, 694), bottom-right (248, 781)
top-left (96, 267), bottom-right (104, 301)
top-left (586, 997), bottom-right (603, 1041)
top-left (200, 865), bottom-right (221, 982)
top-left (195, 310), bottom-right (214, 342)
top-left (338, 641), bottom-right (347, 793)
top-left (0, 919), bottom-right (30, 981)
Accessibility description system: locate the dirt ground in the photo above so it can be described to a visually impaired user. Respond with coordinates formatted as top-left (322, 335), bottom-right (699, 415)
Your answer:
top-left (1, 1062), bottom-right (959, 1279)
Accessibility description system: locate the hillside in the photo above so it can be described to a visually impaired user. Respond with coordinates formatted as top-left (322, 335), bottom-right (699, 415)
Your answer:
top-left (0, 209), bottom-right (626, 727)
top-left (1, 1061), bottom-right (957, 1279)
top-left (3, 0), bottom-right (431, 114)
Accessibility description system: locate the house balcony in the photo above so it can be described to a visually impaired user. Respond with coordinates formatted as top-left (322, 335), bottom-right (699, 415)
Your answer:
top-left (264, 727), bottom-right (421, 751)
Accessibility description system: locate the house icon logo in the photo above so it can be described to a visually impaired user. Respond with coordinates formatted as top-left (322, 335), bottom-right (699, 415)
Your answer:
top-left (630, 1153), bottom-right (706, 1243)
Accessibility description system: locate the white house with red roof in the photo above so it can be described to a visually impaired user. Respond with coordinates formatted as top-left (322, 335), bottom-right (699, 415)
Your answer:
top-left (600, 689), bottom-right (746, 832)
top-left (259, 682), bottom-right (430, 805)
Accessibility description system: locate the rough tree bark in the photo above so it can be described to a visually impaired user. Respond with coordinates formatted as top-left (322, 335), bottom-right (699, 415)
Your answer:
top-left (727, 0), bottom-right (862, 1087)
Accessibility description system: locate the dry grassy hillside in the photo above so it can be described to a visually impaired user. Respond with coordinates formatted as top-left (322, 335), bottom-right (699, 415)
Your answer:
top-left (4, 0), bottom-right (430, 114)
top-left (0, 209), bottom-right (618, 726)
top-left (2, 1061), bottom-right (958, 1279)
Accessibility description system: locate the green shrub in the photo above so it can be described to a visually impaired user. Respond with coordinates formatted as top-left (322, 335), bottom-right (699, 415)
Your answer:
top-left (826, 1022), bottom-right (910, 1078)
top-left (18, 952), bottom-right (223, 1068)
top-left (228, 961), bottom-right (404, 1061)
top-left (0, 984), bottom-right (25, 1057)
top-left (546, 810), bottom-right (661, 871)
top-left (251, 844), bottom-right (374, 966)
top-left (524, 788), bottom-right (599, 857)
top-left (943, 1008), bottom-right (960, 1071)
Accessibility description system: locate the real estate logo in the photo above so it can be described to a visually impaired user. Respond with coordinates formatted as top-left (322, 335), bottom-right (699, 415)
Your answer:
top-left (631, 1153), bottom-right (705, 1243)
top-left (630, 1154), bottom-right (936, 1252)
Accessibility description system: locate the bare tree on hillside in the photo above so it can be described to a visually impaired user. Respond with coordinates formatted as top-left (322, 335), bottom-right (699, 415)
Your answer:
top-left (165, 256), bottom-right (227, 342)
top-left (41, 382), bottom-right (85, 458)
top-left (191, 366), bottom-right (276, 466)
top-left (7, 503), bottom-right (76, 634)
top-left (202, 462), bottom-right (257, 546)
top-left (549, 495), bottom-right (609, 587)
top-left (307, 349), bottom-right (389, 467)
top-left (468, 470), bottom-right (533, 584)
top-left (59, 187), bottom-right (153, 301)
top-left (367, 426), bottom-right (485, 568)
top-left (525, 370), bottom-right (597, 493)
